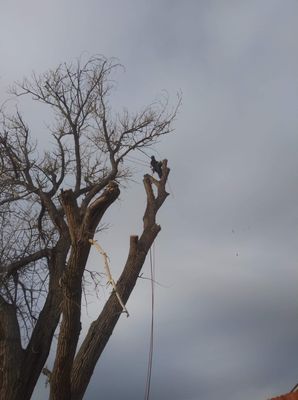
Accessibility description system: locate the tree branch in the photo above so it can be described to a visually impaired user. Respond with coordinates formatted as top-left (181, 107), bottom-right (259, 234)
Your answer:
top-left (0, 248), bottom-right (50, 277)
top-left (70, 161), bottom-right (170, 400)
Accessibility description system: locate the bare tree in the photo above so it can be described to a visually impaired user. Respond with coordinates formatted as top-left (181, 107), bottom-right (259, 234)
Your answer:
top-left (0, 56), bottom-right (178, 400)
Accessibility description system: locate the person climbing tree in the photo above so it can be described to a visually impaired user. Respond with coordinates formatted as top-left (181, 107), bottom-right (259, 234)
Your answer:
top-left (150, 155), bottom-right (163, 179)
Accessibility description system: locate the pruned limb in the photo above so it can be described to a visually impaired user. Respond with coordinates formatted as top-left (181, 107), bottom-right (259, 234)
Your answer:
top-left (70, 162), bottom-right (170, 400)
top-left (89, 239), bottom-right (129, 316)
top-left (143, 159), bottom-right (170, 229)
top-left (59, 189), bottom-right (81, 243)
top-left (82, 180), bottom-right (120, 234)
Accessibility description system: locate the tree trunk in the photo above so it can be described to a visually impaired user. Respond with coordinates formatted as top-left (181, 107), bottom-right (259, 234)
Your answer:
top-left (0, 300), bottom-right (24, 400)
top-left (8, 239), bottom-right (70, 400)
top-left (70, 230), bottom-right (160, 400)
top-left (50, 183), bottom-right (121, 400)
top-left (49, 243), bottom-right (88, 400)
top-left (70, 163), bottom-right (170, 400)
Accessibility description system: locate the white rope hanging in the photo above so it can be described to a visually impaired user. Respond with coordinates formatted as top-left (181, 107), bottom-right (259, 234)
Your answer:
top-left (144, 244), bottom-right (155, 400)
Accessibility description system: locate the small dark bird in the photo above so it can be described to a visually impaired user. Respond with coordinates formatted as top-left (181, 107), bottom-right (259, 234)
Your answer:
top-left (150, 156), bottom-right (162, 178)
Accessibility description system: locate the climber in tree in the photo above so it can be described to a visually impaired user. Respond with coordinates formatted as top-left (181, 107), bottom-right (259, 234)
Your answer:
top-left (150, 155), bottom-right (163, 179)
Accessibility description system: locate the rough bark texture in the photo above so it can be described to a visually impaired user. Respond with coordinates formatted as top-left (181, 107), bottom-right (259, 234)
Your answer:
top-left (70, 161), bottom-right (170, 400)
top-left (3, 239), bottom-right (70, 400)
top-left (49, 182), bottom-right (121, 400)
top-left (0, 299), bottom-right (24, 400)
top-left (19, 246), bottom-right (66, 400)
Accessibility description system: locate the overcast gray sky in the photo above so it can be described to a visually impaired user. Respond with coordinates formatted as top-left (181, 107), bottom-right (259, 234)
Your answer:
top-left (1, 1), bottom-right (298, 399)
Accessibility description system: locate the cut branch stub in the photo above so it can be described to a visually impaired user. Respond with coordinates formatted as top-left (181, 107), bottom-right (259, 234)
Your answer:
top-left (143, 159), bottom-right (169, 229)
top-left (59, 189), bottom-right (81, 243)
top-left (82, 181), bottom-right (120, 234)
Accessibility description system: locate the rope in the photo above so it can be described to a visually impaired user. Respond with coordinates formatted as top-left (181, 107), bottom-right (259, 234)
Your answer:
top-left (166, 178), bottom-right (175, 198)
top-left (136, 147), bottom-right (151, 159)
top-left (144, 243), bottom-right (155, 400)
top-left (126, 156), bottom-right (148, 168)
top-left (127, 155), bottom-right (148, 164)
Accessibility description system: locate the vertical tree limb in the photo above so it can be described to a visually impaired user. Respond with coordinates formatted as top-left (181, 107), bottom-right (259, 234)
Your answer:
top-left (70, 161), bottom-right (170, 400)
top-left (0, 297), bottom-right (24, 400)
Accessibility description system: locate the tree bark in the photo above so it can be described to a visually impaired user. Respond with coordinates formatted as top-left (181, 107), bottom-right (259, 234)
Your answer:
top-left (16, 239), bottom-right (70, 400)
top-left (0, 298), bottom-right (24, 400)
top-left (70, 161), bottom-right (170, 400)
top-left (50, 182), bottom-right (120, 400)
top-left (0, 238), bottom-right (70, 400)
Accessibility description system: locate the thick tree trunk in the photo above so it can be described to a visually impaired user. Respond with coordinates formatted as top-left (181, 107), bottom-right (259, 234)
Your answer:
top-left (8, 239), bottom-right (70, 400)
top-left (50, 182), bottom-right (121, 400)
top-left (49, 243), bottom-right (88, 400)
top-left (0, 299), bottom-right (24, 400)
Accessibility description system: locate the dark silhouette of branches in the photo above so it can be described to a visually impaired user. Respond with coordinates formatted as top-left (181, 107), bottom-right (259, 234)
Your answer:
top-left (0, 55), bottom-right (179, 400)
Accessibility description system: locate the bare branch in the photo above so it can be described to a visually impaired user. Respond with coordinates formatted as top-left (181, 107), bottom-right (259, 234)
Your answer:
top-left (0, 248), bottom-right (50, 276)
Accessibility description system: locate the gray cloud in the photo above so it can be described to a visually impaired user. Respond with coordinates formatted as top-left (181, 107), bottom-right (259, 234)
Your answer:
top-left (1, 1), bottom-right (298, 399)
